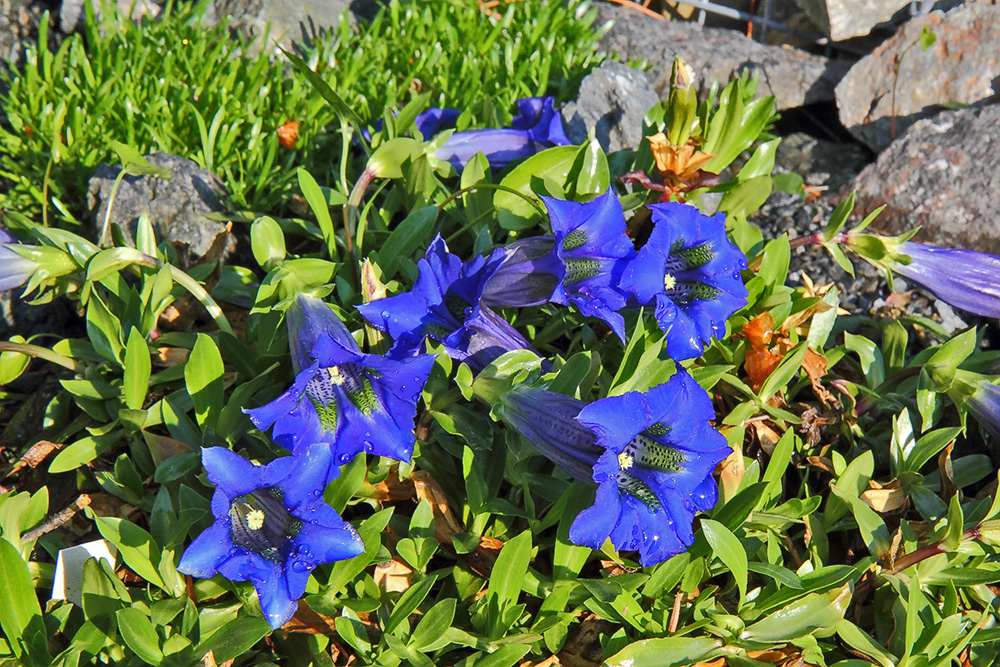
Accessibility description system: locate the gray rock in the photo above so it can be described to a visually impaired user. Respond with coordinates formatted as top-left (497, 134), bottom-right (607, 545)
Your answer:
top-left (87, 152), bottom-right (232, 261)
top-left (835, 1), bottom-right (1000, 153)
top-left (791, 0), bottom-right (910, 40)
top-left (594, 3), bottom-right (851, 112)
top-left (560, 61), bottom-right (659, 154)
top-left (852, 104), bottom-right (1000, 254)
top-left (59, 0), bottom-right (162, 34)
top-left (0, 0), bottom-right (42, 73)
top-left (205, 0), bottom-right (384, 52)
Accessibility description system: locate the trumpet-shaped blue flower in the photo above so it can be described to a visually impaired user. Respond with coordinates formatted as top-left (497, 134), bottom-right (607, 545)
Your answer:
top-left (432, 96), bottom-right (571, 170)
top-left (481, 189), bottom-right (636, 341)
top-left (889, 242), bottom-right (1000, 318)
top-left (498, 369), bottom-right (728, 566)
top-left (0, 227), bottom-right (39, 293)
top-left (621, 202), bottom-right (748, 360)
top-left (246, 295), bottom-right (435, 470)
top-left (357, 236), bottom-right (537, 371)
top-left (177, 445), bottom-right (364, 629)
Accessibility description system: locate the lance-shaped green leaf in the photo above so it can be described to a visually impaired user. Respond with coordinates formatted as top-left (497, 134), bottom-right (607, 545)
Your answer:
top-left (742, 584), bottom-right (851, 642)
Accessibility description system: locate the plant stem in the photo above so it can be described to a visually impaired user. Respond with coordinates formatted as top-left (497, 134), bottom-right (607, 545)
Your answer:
top-left (0, 341), bottom-right (80, 371)
top-left (746, 232), bottom-right (848, 272)
top-left (345, 167), bottom-right (376, 262)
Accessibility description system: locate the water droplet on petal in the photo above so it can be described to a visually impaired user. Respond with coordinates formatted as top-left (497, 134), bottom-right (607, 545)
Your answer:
top-left (291, 559), bottom-right (310, 573)
top-left (337, 453), bottom-right (351, 464)
top-left (380, 310), bottom-right (390, 320)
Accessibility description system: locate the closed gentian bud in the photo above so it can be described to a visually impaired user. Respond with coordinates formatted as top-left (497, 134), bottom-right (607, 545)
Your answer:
top-left (246, 295), bottom-right (435, 472)
top-left (621, 202), bottom-right (748, 360)
top-left (177, 445), bottom-right (364, 629)
top-left (431, 96), bottom-right (571, 171)
top-left (0, 227), bottom-right (41, 293)
top-left (886, 241), bottom-right (1000, 318)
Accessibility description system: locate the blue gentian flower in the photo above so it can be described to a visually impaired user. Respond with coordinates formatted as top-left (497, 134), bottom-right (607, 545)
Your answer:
top-left (177, 445), bottom-right (364, 628)
top-left (0, 227), bottom-right (39, 293)
top-left (414, 107), bottom-right (461, 138)
top-left (620, 202), bottom-right (748, 360)
top-left (570, 370), bottom-right (730, 566)
top-left (432, 96), bottom-right (572, 170)
top-left (482, 189), bottom-right (636, 341)
top-left (498, 370), bottom-right (728, 566)
top-left (357, 236), bottom-right (537, 371)
top-left (246, 295), bottom-right (435, 470)
top-left (889, 242), bottom-right (1000, 318)
top-left (964, 379), bottom-right (1000, 442)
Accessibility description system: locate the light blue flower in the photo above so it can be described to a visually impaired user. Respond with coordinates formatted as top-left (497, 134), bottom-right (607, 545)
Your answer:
top-left (0, 227), bottom-right (39, 293)
top-left (890, 242), bottom-right (1000, 318)
top-left (432, 97), bottom-right (571, 170)
top-left (177, 445), bottom-right (364, 629)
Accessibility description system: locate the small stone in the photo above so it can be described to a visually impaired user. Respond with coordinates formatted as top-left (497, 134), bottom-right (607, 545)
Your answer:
top-left (87, 152), bottom-right (233, 262)
top-left (560, 60), bottom-right (659, 153)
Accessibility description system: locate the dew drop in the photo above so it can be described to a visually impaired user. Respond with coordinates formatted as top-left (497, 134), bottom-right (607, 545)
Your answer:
top-left (291, 559), bottom-right (310, 573)
top-left (380, 310), bottom-right (390, 320)
top-left (297, 544), bottom-right (311, 556)
top-left (337, 453), bottom-right (351, 464)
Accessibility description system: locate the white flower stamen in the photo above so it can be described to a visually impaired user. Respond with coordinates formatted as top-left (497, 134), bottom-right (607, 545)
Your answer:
top-left (245, 508), bottom-right (265, 531)
top-left (664, 273), bottom-right (676, 291)
top-left (618, 452), bottom-right (634, 471)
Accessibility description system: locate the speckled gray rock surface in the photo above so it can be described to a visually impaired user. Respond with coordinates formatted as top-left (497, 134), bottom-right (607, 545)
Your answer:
top-left (594, 3), bottom-right (852, 111)
top-left (561, 60), bottom-right (659, 154)
top-left (835, 1), bottom-right (1000, 152)
top-left (851, 103), bottom-right (1000, 254)
top-left (87, 152), bottom-right (232, 261)
top-left (205, 0), bottom-right (384, 51)
top-left (0, 0), bottom-right (45, 74)
top-left (791, 0), bottom-right (910, 40)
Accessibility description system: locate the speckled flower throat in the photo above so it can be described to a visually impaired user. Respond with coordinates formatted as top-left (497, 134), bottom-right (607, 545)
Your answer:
top-left (615, 425), bottom-right (685, 513)
top-left (229, 488), bottom-right (302, 562)
top-left (304, 363), bottom-right (383, 432)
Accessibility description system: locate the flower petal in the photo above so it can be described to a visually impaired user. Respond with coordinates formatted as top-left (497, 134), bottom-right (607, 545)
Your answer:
top-left (201, 447), bottom-right (265, 497)
top-left (568, 482), bottom-right (622, 550)
top-left (177, 521), bottom-right (234, 578)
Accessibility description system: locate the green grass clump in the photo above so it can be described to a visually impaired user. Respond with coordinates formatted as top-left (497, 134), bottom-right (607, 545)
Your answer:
top-left (0, 0), bottom-right (606, 227)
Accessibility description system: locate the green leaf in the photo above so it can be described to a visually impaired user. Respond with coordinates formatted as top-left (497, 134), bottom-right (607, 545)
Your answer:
top-left (250, 216), bottom-right (286, 270)
top-left (384, 573), bottom-right (440, 635)
top-left (603, 637), bottom-right (720, 667)
top-left (758, 342), bottom-right (808, 402)
top-left (701, 519), bottom-right (748, 608)
top-left (283, 51), bottom-right (364, 127)
top-left (919, 26), bottom-right (937, 50)
top-left (409, 598), bottom-right (457, 651)
top-left (376, 205), bottom-right (438, 279)
top-left (297, 168), bottom-right (338, 257)
top-left (823, 191), bottom-right (855, 241)
top-left (194, 616), bottom-right (272, 664)
top-left (185, 333), bottom-right (224, 430)
top-left (748, 561), bottom-right (803, 589)
top-left (742, 585), bottom-right (850, 642)
top-left (116, 608), bottom-right (163, 665)
top-left (0, 538), bottom-right (45, 659)
top-left (486, 530), bottom-right (532, 638)
top-left (830, 484), bottom-right (891, 557)
top-left (88, 510), bottom-right (166, 590)
top-left (835, 621), bottom-right (896, 667)
top-left (112, 141), bottom-right (171, 179)
top-left (495, 145), bottom-right (579, 231)
top-left (49, 432), bottom-right (123, 474)
top-left (472, 643), bottom-right (532, 667)
top-left (123, 328), bottom-right (151, 411)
